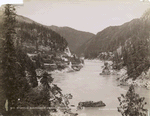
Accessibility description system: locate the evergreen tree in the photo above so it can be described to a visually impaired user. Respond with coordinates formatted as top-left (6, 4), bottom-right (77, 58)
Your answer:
top-left (0, 5), bottom-right (30, 115)
top-left (1, 4), bottom-right (18, 112)
top-left (118, 85), bottom-right (147, 116)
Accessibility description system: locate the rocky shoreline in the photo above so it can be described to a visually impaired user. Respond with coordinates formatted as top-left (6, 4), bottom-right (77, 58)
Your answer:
top-left (116, 67), bottom-right (150, 89)
top-left (98, 60), bottom-right (150, 89)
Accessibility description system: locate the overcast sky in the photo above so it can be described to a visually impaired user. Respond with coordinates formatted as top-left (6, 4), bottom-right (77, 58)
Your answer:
top-left (16, 0), bottom-right (150, 34)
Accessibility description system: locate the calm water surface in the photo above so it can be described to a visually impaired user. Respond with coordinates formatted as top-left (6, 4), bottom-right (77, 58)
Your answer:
top-left (52, 60), bottom-right (150, 116)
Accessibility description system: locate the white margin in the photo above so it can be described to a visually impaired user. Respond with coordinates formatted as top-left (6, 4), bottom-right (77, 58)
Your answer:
top-left (0, 0), bottom-right (23, 7)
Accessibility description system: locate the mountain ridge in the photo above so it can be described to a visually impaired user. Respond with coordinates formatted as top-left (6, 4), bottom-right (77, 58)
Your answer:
top-left (76, 18), bottom-right (143, 58)
top-left (48, 25), bottom-right (95, 52)
top-left (13, 14), bottom-right (95, 53)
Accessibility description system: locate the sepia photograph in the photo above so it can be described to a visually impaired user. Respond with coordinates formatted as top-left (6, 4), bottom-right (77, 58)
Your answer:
top-left (0, 0), bottom-right (150, 115)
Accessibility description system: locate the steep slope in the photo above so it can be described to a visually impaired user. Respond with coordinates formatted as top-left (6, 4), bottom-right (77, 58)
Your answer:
top-left (15, 21), bottom-right (68, 53)
top-left (0, 13), bottom-right (68, 53)
top-left (76, 18), bottom-right (143, 58)
top-left (49, 25), bottom-right (95, 52)
top-left (16, 15), bottom-right (36, 24)
top-left (0, 8), bottom-right (94, 53)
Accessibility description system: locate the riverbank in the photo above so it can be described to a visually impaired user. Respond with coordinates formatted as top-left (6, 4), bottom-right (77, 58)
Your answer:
top-left (33, 69), bottom-right (78, 116)
top-left (52, 59), bottom-right (150, 116)
top-left (116, 67), bottom-right (150, 89)
top-left (94, 59), bottom-right (150, 89)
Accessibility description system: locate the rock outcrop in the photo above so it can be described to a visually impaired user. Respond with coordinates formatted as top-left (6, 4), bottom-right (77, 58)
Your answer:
top-left (100, 62), bottom-right (111, 75)
top-left (117, 67), bottom-right (150, 89)
top-left (78, 101), bottom-right (106, 108)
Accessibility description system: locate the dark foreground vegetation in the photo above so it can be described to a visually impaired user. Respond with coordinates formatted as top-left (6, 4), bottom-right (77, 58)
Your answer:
top-left (0, 4), bottom-right (148, 116)
top-left (0, 4), bottom-right (78, 116)
top-left (118, 85), bottom-right (148, 116)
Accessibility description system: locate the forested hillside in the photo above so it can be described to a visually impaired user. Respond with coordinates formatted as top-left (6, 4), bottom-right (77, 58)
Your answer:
top-left (76, 9), bottom-right (150, 81)
top-left (0, 13), bottom-right (68, 53)
top-left (49, 25), bottom-right (94, 52)
top-left (76, 19), bottom-right (143, 58)
top-left (0, 5), bottom-right (73, 116)
top-left (15, 22), bottom-right (68, 53)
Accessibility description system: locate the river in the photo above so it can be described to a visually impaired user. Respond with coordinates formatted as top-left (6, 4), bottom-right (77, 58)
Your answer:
top-left (52, 60), bottom-right (150, 116)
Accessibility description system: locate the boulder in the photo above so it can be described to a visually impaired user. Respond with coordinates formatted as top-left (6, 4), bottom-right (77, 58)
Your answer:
top-left (70, 105), bottom-right (75, 107)
top-left (78, 101), bottom-right (106, 107)
top-left (100, 69), bottom-right (110, 75)
top-left (100, 62), bottom-right (111, 75)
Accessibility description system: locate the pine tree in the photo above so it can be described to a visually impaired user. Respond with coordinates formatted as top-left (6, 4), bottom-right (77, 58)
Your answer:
top-left (118, 85), bottom-right (147, 116)
top-left (1, 4), bottom-right (19, 112)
